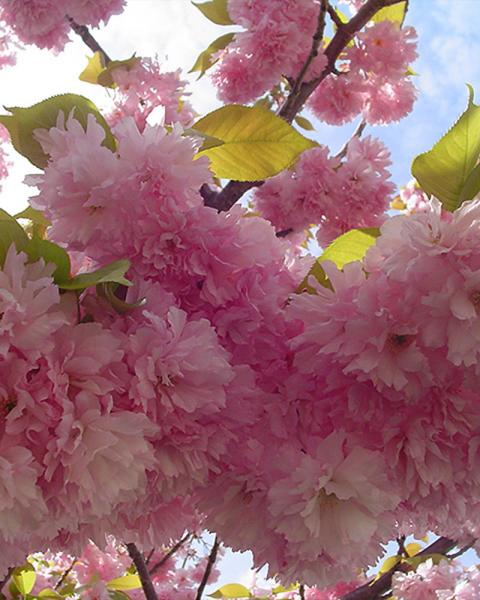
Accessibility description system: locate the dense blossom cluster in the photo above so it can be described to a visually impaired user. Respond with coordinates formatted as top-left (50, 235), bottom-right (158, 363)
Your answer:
top-left (107, 57), bottom-right (195, 130)
top-left (0, 0), bottom-right (478, 597)
top-left (0, 0), bottom-right (125, 51)
top-left (308, 20), bottom-right (417, 125)
top-left (212, 0), bottom-right (327, 103)
top-left (253, 136), bottom-right (394, 244)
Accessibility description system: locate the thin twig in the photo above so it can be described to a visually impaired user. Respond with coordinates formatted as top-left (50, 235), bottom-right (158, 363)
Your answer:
top-left (335, 119), bottom-right (367, 160)
top-left (201, 0), bottom-right (405, 213)
top-left (67, 16), bottom-right (112, 64)
top-left (126, 543), bottom-right (158, 600)
top-left (327, 2), bottom-right (344, 28)
top-left (149, 533), bottom-right (192, 575)
top-left (299, 584), bottom-right (306, 600)
top-left (447, 539), bottom-right (476, 560)
top-left (195, 536), bottom-right (220, 600)
top-left (288, 0), bottom-right (328, 101)
top-left (145, 548), bottom-right (155, 566)
top-left (340, 536), bottom-right (456, 600)
top-left (396, 536), bottom-right (407, 557)
top-left (54, 557), bottom-right (76, 590)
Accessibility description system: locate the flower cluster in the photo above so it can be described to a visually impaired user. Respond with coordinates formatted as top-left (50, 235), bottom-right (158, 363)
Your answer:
top-left (253, 136), bottom-right (394, 245)
top-left (308, 20), bottom-right (418, 125)
top-left (107, 57), bottom-right (195, 130)
top-left (212, 0), bottom-right (327, 104)
top-left (0, 0), bottom-right (125, 51)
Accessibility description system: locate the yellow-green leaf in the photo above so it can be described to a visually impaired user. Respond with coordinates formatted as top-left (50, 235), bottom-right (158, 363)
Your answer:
top-left (403, 553), bottom-right (447, 570)
top-left (79, 51), bottom-right (108, 86)
top-left (24, 238), bottom-right (71, 283)
top-left (459, 162), bottom-right (480, 203)
top-left (107, 573), bottom-right (142, 591)
top-left (405, 543), bottom-right (422, 557)
top-left (14, 206), bottom-right (50, 227)
top-left (294, 115), bottom-right (315, 131)
top-left (193, 105), bottom-right (316, 180)
top-left (412, 86), bottom-right (480, 211)
top-left (59, 258), bottom-right (131, 290)
top-left (371, 0), bottom-right (407, 25)
top-left (97, 55), bottom-right (140, 88)
top-left (37, 588), bottom-right (63, 598)
top-left (0, 94), bottom-right (116, 169)
top-left (189, 33), bottom-right (235, 79)
top-left (0, 209), bottom-right (29, 266)
top-left (298, 227), bottom-right (380, 292)
top-left (12, 563), bottom-right (36, 595)
top-left (192, 0), bottom-right (233, 25)
top-left (209, 583), bottom-right (252, 598)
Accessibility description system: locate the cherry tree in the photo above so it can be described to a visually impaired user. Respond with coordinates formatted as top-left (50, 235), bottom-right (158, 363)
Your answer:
top-left (0, 1), bottom-right (479, 599)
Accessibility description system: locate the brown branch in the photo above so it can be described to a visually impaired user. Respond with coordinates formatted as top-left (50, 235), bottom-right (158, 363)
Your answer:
top-left (327, 2), bottom-right (344, 29)
top-left (67, 17), bottom-right (112, 64)
top-left (447, 539), bottom-right (476, 560)
top-left (195, 536), bottom-right (220, 600)
top-left (149, 533), bottom-right (192, 576)
top-left (126, 543), bottom-right (158, 600)
top-left (299, 584), bottom-right (306, 600)
top-left (335, 119), bottom-right (367, 159)
top-left (340, 537), bottom-right (456, 600)
top-left (288, 0), bottom-right (328, 102)
top-left (201, 0), bottom-right (404, 213)
top-left (54, 557), bottom-right (76, 590)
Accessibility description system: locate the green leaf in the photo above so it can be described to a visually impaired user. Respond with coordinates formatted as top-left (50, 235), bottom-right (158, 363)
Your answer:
top-left (193, 105), bottom-right (316, 180)
top-left (79, 52), bottom-right (140, 88)
top-left (14, 206), bottom-right (50, 227)
top-left (459, 162), bottom-right (480, 203)
top-left (12, 563), bottom-right (36, 595)
top-left (96, 282), bottom-right (146, 313)
top-left (109, 592), bottom-right (131, 600)
top-left (79, 51), bottom-right (108, 86)
top-left (0, 94), bottom-right (116, 169)
top-left (403, 553), bottom-right (448, 571)
top-left (412, 86), bottom-right (480, 211)
top-left (298, 228), bottom-right (380, 292)
top-left (189, 33), bottom-right (235, 79)
top-left (97, 55), bottom-right (140, 88)
top-left (107, 573), bottom-right (142, 591)
top-left (192, 0), bottom-right (233, 25)
top-left (37, 589), bottom-right (62, 599)
top-left (371, 0), bottom-right (407, 25)
top-left (294, 115), bottom-right (315, 131)
top-left (209, 583), bottom-right (252, 598)
top-left (24, 238), bottom-right (71, 283)
top-left (0, 209), bottom-right (29, 266)
top-left (59, 259), bottom-right (132, 291)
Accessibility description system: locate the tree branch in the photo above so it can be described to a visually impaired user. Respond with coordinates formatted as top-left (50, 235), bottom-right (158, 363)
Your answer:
top-left (195, 536), bottom-right (220, 600)
top-left (340, 536), bottom-right (456, 600)
top-left (201, 0), bottom-right (404, 213)
top-left (54, 557), bottom-right (76, 590)
top-left (149, 532), bottom-right (192, 576)
top-left (126, 543), bottom-right (158, 600)
top-left (335, 119), bottom-right (367, 159)
top-left (67, 17), bottom-right (112, 64)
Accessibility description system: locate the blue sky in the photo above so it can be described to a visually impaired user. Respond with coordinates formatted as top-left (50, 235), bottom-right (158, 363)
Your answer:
top-left (1, 0), bottom-right (479, 590)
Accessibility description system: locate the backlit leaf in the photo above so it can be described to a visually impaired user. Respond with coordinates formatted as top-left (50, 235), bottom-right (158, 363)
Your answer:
top-left (298, 228), bottom-right (380, 292)
top-left (97, 55), bottom-right (140, 88)
top-left (192, 0), bottom-right (233, 25)
top-left (12, 563), bottom-right (36, 595)
top-left (24, 238), bottom-right (71, 283)
top-left (193, 105), bottom-right (316, 180)
top-left (0, 94), bottom-right (116, 169)
top-left (412, 85), bottom-right (480, 211)
top-left (79, 51), bottom-right (107, 85)
top-left (209, 583), bottom-right (252, 598)
top-left (0, 209), bottom-right (29, 266)
top-left (189, 33), bottom-right (235, 79)
top-left (107, 573), bottom-right (142, 591)
top-left (371, 0), bottom-right (407, 25)
top-left (294, 115), bottom-right (315, 131)
top-left (405, 543), bottom-right (422, 557)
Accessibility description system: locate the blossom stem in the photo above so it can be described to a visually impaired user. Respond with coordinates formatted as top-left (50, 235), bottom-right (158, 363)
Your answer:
top-left (126, 543), bottom-right (158, 600)
top-left (195, 536), bottom-right (220, 600)
top-left (149, 532), bottom-right (192, 575)
top-left (67, 16), bottom-right (112, 65)
top-left (335, 119), bottom-right (367, 160)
